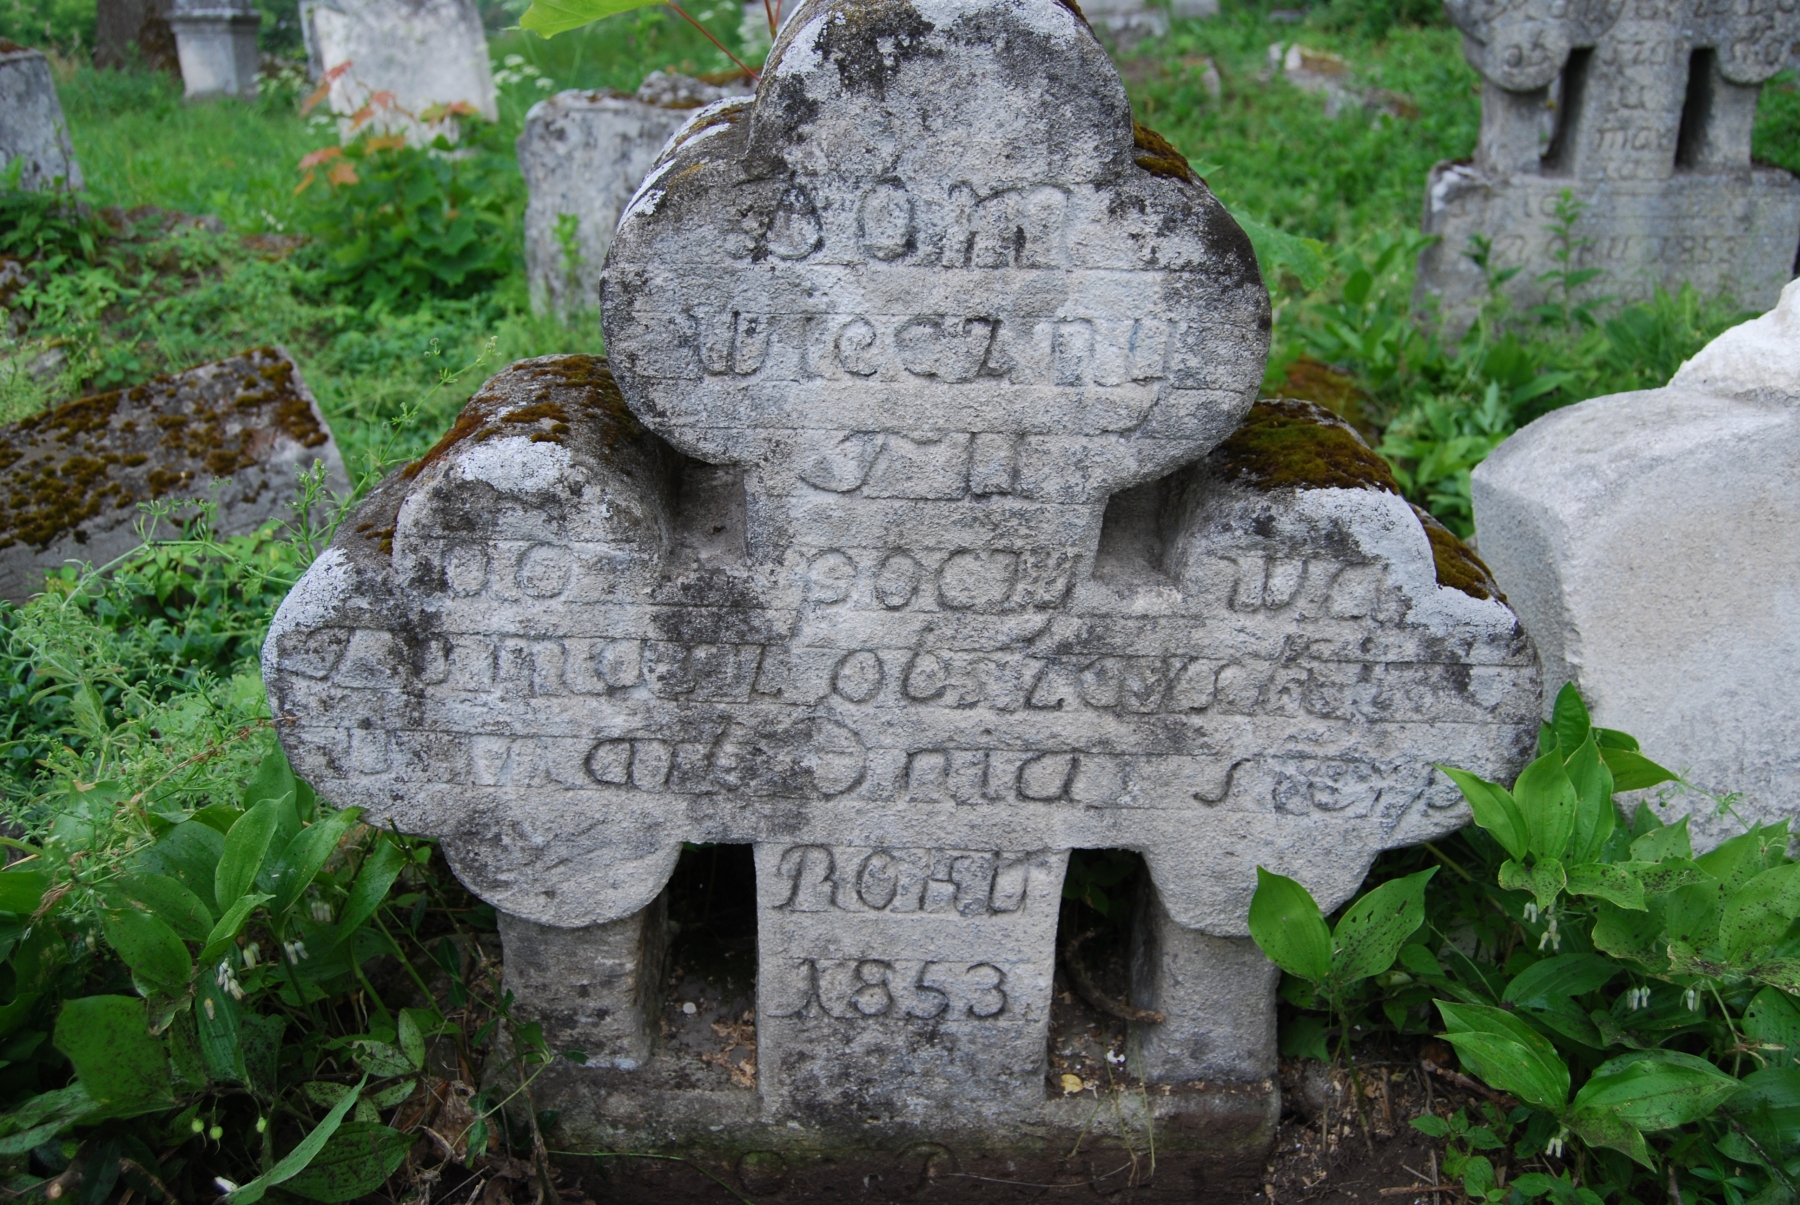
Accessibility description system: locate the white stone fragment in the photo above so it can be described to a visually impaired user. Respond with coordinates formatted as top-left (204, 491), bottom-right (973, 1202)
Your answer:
top-left (1473, 284), bottom-right (1800, 850)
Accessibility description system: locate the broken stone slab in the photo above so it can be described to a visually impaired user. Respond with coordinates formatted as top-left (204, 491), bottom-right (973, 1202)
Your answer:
top-left (1416, 0), bottom-right (1800, 332)
top-left (1472, 277), bottom-right (1800, 852)
top-left (0, 41), bottom-right (84, 192)
top-left (168, 0), bottom-right (260, 100)
top-left (519, 73), bottom-right (754, 317)
top-left (300, 0), bottom-right (495, 143)
top-left (0, 347), bottom-right (350, 603)
top-left (268, 0), bottom-right (1537, 1179)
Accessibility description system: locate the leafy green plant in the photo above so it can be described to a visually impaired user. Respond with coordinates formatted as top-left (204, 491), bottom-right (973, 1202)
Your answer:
top-left (1531, 191), bottom-right (1607, 329)
top-left (1255, 685), bottom-right (1800, 1204)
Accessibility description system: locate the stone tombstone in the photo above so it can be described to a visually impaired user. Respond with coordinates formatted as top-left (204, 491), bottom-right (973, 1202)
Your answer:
top-left (168, 0), bottom-right (261, 100)
top-left (1473, 277), bottom-right (1800, 853)
top-left (1078, 0), bottom-right (1218, 38)
top-left (0, 348), bottom-right (350, 603)
top-left (300, 0), bottom-right (495, 143)
top-left (96, 0), bottom-right (180, 72)
top-left (519, 72), bottom-right (753, 317)
top-left (266, 0), bottom-right (1538, 1183)
top-left (0, 42), bottom-right (84, 192)
top-left (1415, 0), bottom-right (1800, 331)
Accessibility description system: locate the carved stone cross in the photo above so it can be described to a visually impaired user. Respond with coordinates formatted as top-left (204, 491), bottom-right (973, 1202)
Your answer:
top-left (1416, 0), bottom-right (1800, 330)
top-left (268, 0), bottom-right (1537, 1170)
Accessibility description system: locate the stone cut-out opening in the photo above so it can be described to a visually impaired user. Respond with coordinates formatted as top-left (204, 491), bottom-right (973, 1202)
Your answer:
top-left (1049, 849), bottom-right (1151, 1092)
top-left (1674, 47), bottom-right (1718, 171)
top-left (663, 843), bottom-right (759, 1087)
top-left (1540, 47), bottom-right (1592, 175)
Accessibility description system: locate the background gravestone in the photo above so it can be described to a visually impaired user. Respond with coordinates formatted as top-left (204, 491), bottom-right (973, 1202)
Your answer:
top-left (1415, 0), bottom-right (1800, 331)
top-left (0, 41), bottom-right (85, 192)
top-left (0, 348), bottom-right (350, 603)
top-left (95, 0), bottom-right (180, 72)
top-left (300, 0), bottom-right (495, 142)
top-left (267, 0), bottom-right (1538, 1185)
top-left (1473, 278), bottom-right (1799, 853)
top-left (168, 0), bottom-right (261, 100)
top-left (519, 72), bottom-right (753, 317)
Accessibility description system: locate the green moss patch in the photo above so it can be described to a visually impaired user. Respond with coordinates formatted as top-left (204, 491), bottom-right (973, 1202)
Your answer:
top-left (1213, 398), bottom-right (1398, 494)
top-left (1133, 122), bottom-right (1200, 185)
top-left (1413, 505), bottom-right (1502, 601)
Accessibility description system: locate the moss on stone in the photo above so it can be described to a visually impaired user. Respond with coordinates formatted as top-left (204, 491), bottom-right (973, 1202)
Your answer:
top-left (1213, 398), bottom-right (1398, 494)
top-left (1133, 122), bottom-right (1200, 185)
top-left (1412, 505), bottom-right (1503, 602)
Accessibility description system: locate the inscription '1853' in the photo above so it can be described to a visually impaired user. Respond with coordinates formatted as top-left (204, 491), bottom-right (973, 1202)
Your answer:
top-left (769, 958), bottom-right (1010, 1021)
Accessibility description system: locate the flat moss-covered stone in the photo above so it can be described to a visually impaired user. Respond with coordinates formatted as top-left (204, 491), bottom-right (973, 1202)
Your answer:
top-left (0, 347), bottom-right (348, 601)
top-left (1212, 397), bottom-right (1398, 493)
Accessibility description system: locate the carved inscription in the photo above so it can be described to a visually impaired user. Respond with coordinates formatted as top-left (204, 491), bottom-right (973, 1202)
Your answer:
top-left (768, 958), bottom-right (1010, 1021)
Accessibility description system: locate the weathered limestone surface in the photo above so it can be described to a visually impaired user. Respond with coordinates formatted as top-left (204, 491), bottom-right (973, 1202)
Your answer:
top-left (1472, 277), bottom-right (1800, 852)
top-left (1416, 0), bottom-right (1800, 331)
top-left (168, 0), bottom-right (261, 100)
top-left (0, 42), bottom-right (84, 192)
top-left (0, 348), bottom-right (349, 603)
top-left (519, 73), bottom-right (753, 316)
top-left (301, 0), bottom-right (495, 141)
top-left (268, 0), bottom-right (1537, 1181)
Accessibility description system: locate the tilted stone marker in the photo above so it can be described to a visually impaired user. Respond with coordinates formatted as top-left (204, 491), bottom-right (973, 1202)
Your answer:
top-left (0, 41), bottom-right (84, 192)
top-left (301, 0), bottom-right (495, 142)
top-left (268, 0), bottom-right (1537, 1185)
top-left (168, 0), bottom-right (261, 100)
top-left (1473, 277), bottom-right (1800, 853)
top-left (0, 348), bottom-right (349, 603)
top-left (1416, 0), bottom-right (1800, 331)
top-left (519, 72), bottom-right (753, 317)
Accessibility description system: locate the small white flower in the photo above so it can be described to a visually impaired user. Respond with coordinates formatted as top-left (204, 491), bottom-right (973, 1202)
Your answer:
top-left (214, 1178), bottom-right (238, 1194)
top-left (204, 997), bottom-right (216, 1020)
top-left (1546, 1128), bottom-right (1568, 1160)
top-left (536, 78), bottom-right (555, 89)
top-left (242, 942), bottom-right (260, 968)
top-left (1523, 902), bottom-right (1539, 923)
top-left (504, 53), bottom-right (525, 66)
top-left (1683, 987), bottom-right (1701, 1012)
top-left (309, 899), bottom-right (334, 924)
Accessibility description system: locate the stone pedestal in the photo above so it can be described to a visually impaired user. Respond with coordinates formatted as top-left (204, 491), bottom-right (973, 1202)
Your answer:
top-left (1472, 279), bottom-right (1800, 852)
top-left (1416, 0), bottom-right (1800, 331)
top-left (169, 6), bottom-right (261, 100)
top-left (301, 0), bottom-right (494, 144)
top-left (0, 42), bottom-right (84, 191)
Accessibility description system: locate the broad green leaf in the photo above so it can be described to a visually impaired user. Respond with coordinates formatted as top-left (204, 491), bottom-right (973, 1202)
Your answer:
top-left (1538, 722), bottom-right (1558, 757)
top-left (189, 804), bottom-right (242, 835)
top-left (282, 1122), bottom-right (412, 1202)
top-left (1633, 858), bottom-right (1710, 896)
top-left (243, 748), bottom-right (298, 812)
top-left (1513, 749), bottom-right (1577, 861)
top-left (1571, 1049), bottom-right (1740, 1131)
top-left (1568, 1109), bottom-right (1653, 1168)
top-left (1437, 766), bottom-right (1529, 860)
top-left (1745, 987), bottom-right (1800, 1069)
top-left (1722, 1067), bottom-right (1800, 1151)
top-left (101, 907), bottom-right (193, 994)
top-left (1700, 824), bottom-right (1789, 895)
top-left (0, 1083), bottom-right (96, 1156)
top-left (196, 972), bottom-right (247, 1085)
top-left (199, 892), bottom-right (273, 966)
top-left (1565, 863), bottom-right (1645, 910)
top-left (1629, 814), bottom-right (1692, 863)
top-left (1720, 863), bottom-right (1800, 961)
top-left (52, 996), bottom-right (175, 1118)
top-left (241, 1013), bottom-right (286, 1098)
top-left (1279, 1014), bottom-right (1330, 1061)
top-left (227, 1075), bottom-right (367, 1204)
top-left (111, 872), bottom-right (214, 943)
top-left (398, 1009), bottom-right (426, 1070)
top-left (217, 798), bottom-right (288, 910)
top-left (1563, 736), bottom-right (1616, 865)
top-left (1503, 954), bottom-right (1619, 1005)
top-left (519, 0), bottom-right (662, 36)
top-left (1236, 215), bottom-right (1331, 292)
top-left (270, 807), bottom-right (363, 917)
top-left (1744, 957), bottom-right (1800, 992)
top-left (1435, 1000), bottom-right (1570, 1113)
top-left (333, 837), bottom-right (407, 950)
top-left (1331, 867), bottom-right (1436, 984)
top-left (1248, 867), bottom-right (1331, 982)
top-left (1593, 727), bottom-right (1639, 751)
top-left (1600, 747), bottom-right (1677, 792)
top-left (1498, 858), bottom-right (1565, 911)
top-left (1399, 943), bottom-right (1444, 978)
top-left (135, 820), bottom-right (226, 914)
top-left (0, 869), bottom-right (48, 915)
top-left (1664, 877), bottom-right (1726, 952)
top-left (1549, 683), bottom-right (1591, 755)
top-left (351, 1040), bottom-right (413, 1077)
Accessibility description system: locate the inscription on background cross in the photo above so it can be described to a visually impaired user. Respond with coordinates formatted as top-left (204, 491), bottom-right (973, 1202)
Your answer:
top-left (268, 0), bottom-right (1538, 1142)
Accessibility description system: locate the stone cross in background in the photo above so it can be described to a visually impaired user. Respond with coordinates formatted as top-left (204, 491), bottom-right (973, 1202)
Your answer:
top-left (1416, 0), bottom-right (1800, 331)
top-left (1474, 278), bottom-right (1800, 853)
top-left (268, 0), bottom-right (1537, 1182)
top-left (0, 41), bottom-right (84, 192)
top-left (519, 71), bottom-right (754, 317)
top-left (300, 0), bottom-right (495, 144)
